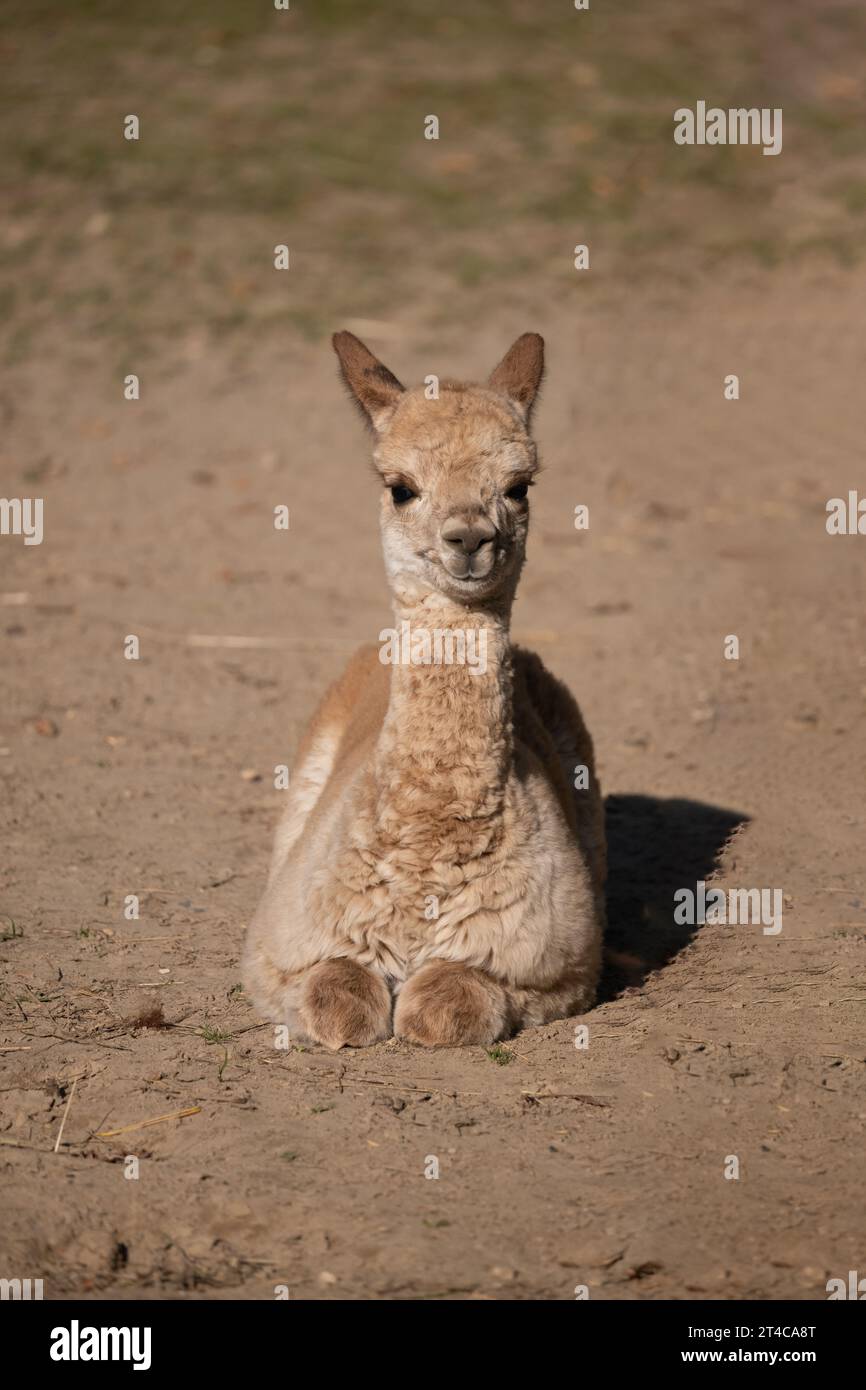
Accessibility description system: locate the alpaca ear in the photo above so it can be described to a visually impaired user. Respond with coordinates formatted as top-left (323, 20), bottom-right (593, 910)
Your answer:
top-left (332, 330), bottom-right (405, 433)
top-left (488, 333), bottom-right (545, 424)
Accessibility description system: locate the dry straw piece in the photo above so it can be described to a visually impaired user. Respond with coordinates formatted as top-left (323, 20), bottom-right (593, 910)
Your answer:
top-left (96, 1105), bottom-right (201, 1139)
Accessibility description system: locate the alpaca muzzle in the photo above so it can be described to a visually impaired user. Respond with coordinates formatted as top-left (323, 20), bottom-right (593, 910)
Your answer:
top-left (439, 514), bottom-right (498, 579)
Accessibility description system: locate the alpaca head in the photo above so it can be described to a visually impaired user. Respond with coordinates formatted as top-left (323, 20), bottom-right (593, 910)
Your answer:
top-left (333, 331), bottom-right (544, 609)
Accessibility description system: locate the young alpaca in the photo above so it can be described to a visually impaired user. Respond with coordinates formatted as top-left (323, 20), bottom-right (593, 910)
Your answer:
top-left (242, 331), bottom-right (606, 1048)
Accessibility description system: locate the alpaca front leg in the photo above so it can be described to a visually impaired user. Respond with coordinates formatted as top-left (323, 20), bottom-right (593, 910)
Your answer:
top-left (297, 958), bottom-right (393, 1050)
top-left (394, 959), bottom-right (511, 1047)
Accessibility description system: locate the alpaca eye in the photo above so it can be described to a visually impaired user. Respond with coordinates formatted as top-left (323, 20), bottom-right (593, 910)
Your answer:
top-left (506, 482), bottom-right (529, 501)
top-left (390, 485), bottom-right (416, 505)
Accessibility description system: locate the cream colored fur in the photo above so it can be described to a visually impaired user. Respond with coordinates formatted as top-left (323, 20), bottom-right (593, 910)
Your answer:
top-left (242, 332), bottom-right (606, 1047)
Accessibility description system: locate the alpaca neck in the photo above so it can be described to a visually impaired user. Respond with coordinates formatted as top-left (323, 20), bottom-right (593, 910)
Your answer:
top-left (374, 594), bottom-right (513, 840)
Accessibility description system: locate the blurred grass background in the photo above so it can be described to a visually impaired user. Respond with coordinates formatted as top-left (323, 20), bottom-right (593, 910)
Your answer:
top-left (2, 0), bottom-right (866, 365)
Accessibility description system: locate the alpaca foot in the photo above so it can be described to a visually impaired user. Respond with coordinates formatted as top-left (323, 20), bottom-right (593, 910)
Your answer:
top-left (298, 958), bottom-right (392, 1050)
top-left (394, 960), bottom-right (510, 1047)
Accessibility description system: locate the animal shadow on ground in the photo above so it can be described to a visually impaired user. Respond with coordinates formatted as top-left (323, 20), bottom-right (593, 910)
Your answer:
top-left (600, 794), bottom-right (749, 1002)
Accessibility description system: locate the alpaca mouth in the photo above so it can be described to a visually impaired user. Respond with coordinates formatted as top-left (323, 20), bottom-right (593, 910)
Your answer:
top-left (415, 547), bottom-right (508, 593)
top-left (437, 548), bottom-right (504, 583)
top-left (448, 567), bottom-right (487, 582)
top-left (441, 561), bottom-right (497, 584)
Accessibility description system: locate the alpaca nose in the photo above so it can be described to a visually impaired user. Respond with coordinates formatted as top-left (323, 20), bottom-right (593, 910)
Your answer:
top-left (441, 514), bottom-right (497, 555)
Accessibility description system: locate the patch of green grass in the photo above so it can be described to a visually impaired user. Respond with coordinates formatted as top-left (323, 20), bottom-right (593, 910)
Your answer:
top-left (3, 0), bottom-right (865, 361)
top-left (453, 251), bottom-right (496, 289)
top-left (486, 1044), bottom-right (514, 1066)
top-left (710, 236), bottom-right (784, 269)
top-left (200, 1024), bottom-right (232, 1044)
top-left (792, 234), bottom-right (861, 268)
top-left (836, 180), bottom-right (866, 215)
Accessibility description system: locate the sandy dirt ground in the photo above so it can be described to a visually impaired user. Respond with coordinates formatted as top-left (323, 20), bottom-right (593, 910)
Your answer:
top-left (2, 270), bottom-right (864, 1300)
top-left (1, 2), bottom-right (865, 1301)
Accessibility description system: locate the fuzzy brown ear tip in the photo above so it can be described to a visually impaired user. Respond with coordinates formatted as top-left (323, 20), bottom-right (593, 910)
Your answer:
top-left (520, 332), bottom-right (545, 367)
top-left (488, 332), bottom-right (546, 416)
